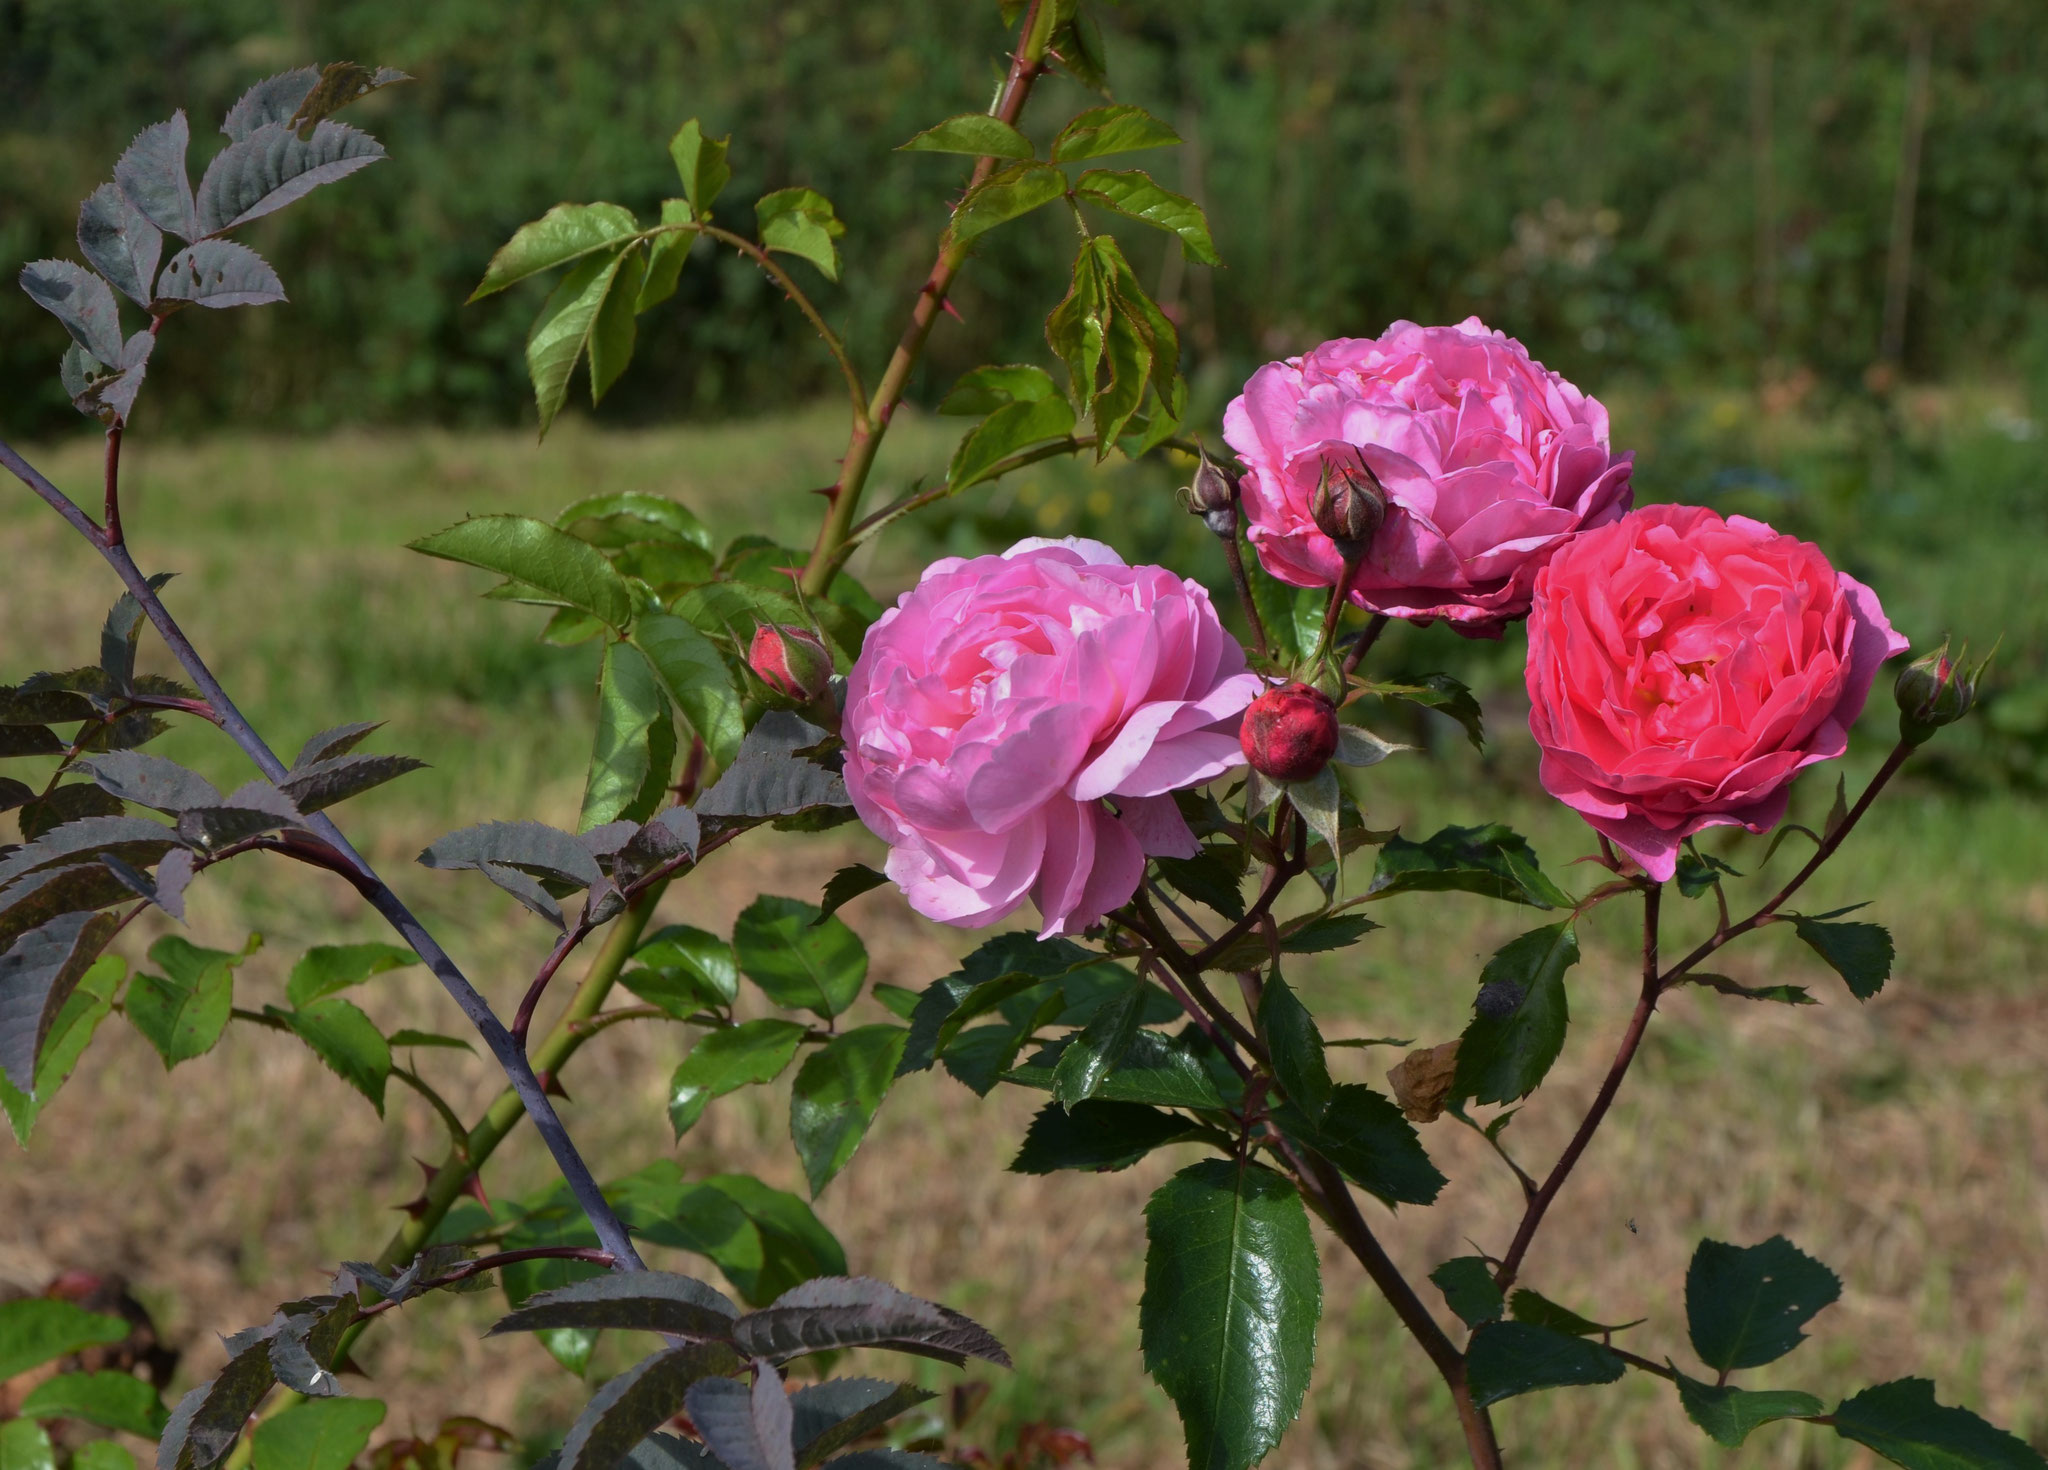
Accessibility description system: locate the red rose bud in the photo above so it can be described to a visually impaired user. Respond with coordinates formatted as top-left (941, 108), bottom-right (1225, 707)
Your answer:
top-left (1308, 456), bottom-right (1388, 561)
top-left (1240, 681), bottom-right (1340, 782)
top-left (1179, 448), bottom-right (1240, 539)
top-left (749, 623), bottom-right (834, 703)
top-left (1895, 637), bottom-right (1987, 744)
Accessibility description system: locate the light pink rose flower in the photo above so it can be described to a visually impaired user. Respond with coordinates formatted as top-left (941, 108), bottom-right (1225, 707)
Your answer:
top-left (1525, 503), bottom-right (1909, 881)
top-left (843, 537), bottom-right (1262, 936)
top-left (1223, 316), bottom-right (1635, 635)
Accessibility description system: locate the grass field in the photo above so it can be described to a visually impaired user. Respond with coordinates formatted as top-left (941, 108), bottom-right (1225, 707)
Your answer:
top-left (2, 389), bottom-right (2046, 1469)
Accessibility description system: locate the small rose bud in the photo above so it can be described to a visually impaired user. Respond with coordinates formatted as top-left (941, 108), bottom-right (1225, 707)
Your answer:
top-left (1895, 637), bottom-right (1987, 744)
top-left (1239, 681), bottom-right (1340, 782)
top-left (1178, 448), bottom-right (1239, 539)
top-left (749, 623), bottom-right (834, 703)
top-left (1308, 456), bottom-right (1388, 561)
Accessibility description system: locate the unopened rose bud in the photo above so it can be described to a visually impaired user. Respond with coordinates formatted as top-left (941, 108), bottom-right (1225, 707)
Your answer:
top-left (749, 623), bottom-right (834, 703)
top-left (1239, 681), bottom-right (1340, 782)
top-left (1178, 449), bottom-right (1239, 539)
top-left (1308, 457), bottom-right (1388, 561)
top-left (1895, 638), bottom-right (1987, 745)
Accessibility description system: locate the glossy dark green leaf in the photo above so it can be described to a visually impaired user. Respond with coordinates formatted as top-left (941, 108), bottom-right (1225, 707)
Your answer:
top-left (948, 394), bottom-right (1076, 491)
top-left (668, 121), bottom-right (730, 221)
top-left (1369, 824), bottom-right (1572, 909)
top-left (1011, 1099), bottom-right (1201, 1174)
top-left (789, 1025), bottom-right (908, 1195)
top-left (1274, 1084), bottom-right (1445, 1206)
top-left (1278, 913), bottom-right (1381, 955)
top-left (1430, 1257), bottom-right (1503, 1328)
top-left (268, 998), bottom-right (392, 1113)
top-left (1791, 914), bottom-right (1893, 1001)
top-left (1675, 846), bottom-right (1743, 899)
top-left (734, 896), bottom-right (866, 1019)
top-left (1009, 1029), bottom-right (1228, 1111)
top-left (1141, 1160), bottom-right (1320, 1470)
top-left (556, 1344), bottom-right (742, 1470)
top-left (1257, 974), bottom-right (1331, 1118)
top-left (127, 935), bottom-right (241, 1069)
top-left (1674, 1374), bottom-right (1825, 1449)
top-left (1507, 1289), bottom-right (1641, 1338)
top-left (248, 1397), bottom-right (385, 1470)
top-left (633, 613), bottom-right (745, 767)
top-left (669, 1019), bottom-right (809, 1137)
top-left (386, 1028), bottom-right (470, 1052)
top-left (1154, 849), bottom-right (1246, 922)
top-left (756, 188), bottom-right (845, 281)
top-left (412, 515), bottom-right (632, 629)
top-left (1052, 105), bottom-right (1181, 162)
top-left (625, 924), bottom-right (738, 1015)
top-left (1051, 976), bottom-right (1143, 1107)
top-left (1366, 673), bottom-right (1485, 751)
top-left (898, 115), bottom-right (1033, 159)
top-left (1452, 923), bottom-right (1580, 1106)
top-left (286, 942), bottom-right (416, 1007)
top-left (0, 1299), bottom-right (129, 1381)
top-left (1465, 1322), bottom-right (1623, 1407)
top-left (1831, 1377), bottom-right (2045, 1469)
top-left (815, 865), bottom-right (886, 925)
top-left (697, 1173), bottom-right (847, 1304)
top-left (1073, 170), bottom-right (1220, 264)
top-left (1691, 972), bottom-right (1818, 1006)
top-left (1686, 1236), bottom-right (1840, 1372)
top-left (470, 202), bottom-right (640, 300)
top-left (898, 933), bottom-right (1095, 1074)
top-left (949, 162), bottom-right (1065, 247)
top-left (0, 955), bottom-right (121, 1142)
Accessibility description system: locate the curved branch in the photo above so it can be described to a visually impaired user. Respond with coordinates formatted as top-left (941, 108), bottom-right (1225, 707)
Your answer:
top-left (690, 224), bottom-right (868, 431)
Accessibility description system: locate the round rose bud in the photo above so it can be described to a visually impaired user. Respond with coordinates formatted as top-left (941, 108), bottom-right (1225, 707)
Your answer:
top-left (842, 538), bottom-right (1262, 937)
top-left (1223, 316), bottom-right (1634, 636)
top-left (1894, 638), bottom-right (1984, 745)
top-left (1240, 682), bottom-right (1340, 782)
top-left (1525, 504), bottom-right (1908, 881)
top-left (749, 623), bottom-right (834, 703)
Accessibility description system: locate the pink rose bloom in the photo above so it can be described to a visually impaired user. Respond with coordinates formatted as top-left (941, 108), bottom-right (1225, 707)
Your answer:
top-left (1525, 503), bottom-right (1908, 881)
top-left (1223, 316), bottom-right (1634, 634)
top-left (844, 538), bottom-right (1261, 936)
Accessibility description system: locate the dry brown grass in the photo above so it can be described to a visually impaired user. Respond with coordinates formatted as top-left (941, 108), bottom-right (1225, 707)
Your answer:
top-left (4, 418), bottom-right (2045, 1469)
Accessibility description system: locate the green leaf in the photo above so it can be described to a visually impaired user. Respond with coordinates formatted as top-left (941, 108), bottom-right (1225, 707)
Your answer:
top-left (1279, 913), bottom-right (1381, 955)
top-left (557, 489), bottom-right (713, 552)
top-left (871, 984), bottom-right (919, 1020)
top-left (733, 896), bottom-right (867, 1019)
top-left (1674, 1374), bottom-right (1826, 1449)
top-left (1052, 104), bottom-right (1181, 162)
top-left (816, 864), bottom-right (887, 924)
top-left (938, 364), bottom-right (1060, 416)
top-left (286, 942), bottom-right (416, 1007)
top-left (1073, 169), bottom-right (1221, 265)
top-left (638, 202), bottom-right (696, 311)
top-left (0, 1422), bottom-right (53, 1470)
top-left (1452, 923), bottom-right (1580, 1105)
top-left (1, 955), bottom-right (122, 1143)
top-left (1154, 849), bottom-right (1246, 923)
top-left (1009, 1029), bottom-right (1228, 1111)
top-left (788, 1024), bottom-right (909, 1196)
top-left (1245, 562), bottom-right (1322, 665)
top-left (1429, 1257), bottom-right (1503, 1328)
top-left (1465, 1322), bottom-right (1623, 1407)
top-left (697, 1173), bottom-right (847, 1304)
top-left (756, 187), bottom-right (846, 281)
top-left (386, 1029), bottom-right (471, 1052)
top-left (1691, 972), bottom-right (1818, 1006)
top-left (1675, 846), bottom-right (1743, 899)
top-left (127, 935), bottom-right (240, 1068)
top-left (580, 641), bottom-right (667, 830)
top-left (1832, 1378), bottom-right (2045, 1469)
top-left (1686, 1236), bottom-right (1841, 1372)
top-left (1370, 824), bottom-right (1573, 909)
top-left (633, 612), bottom-right (745, 767)
top-left (948, 394), bottom-right (1077, 491)
top-left (1141, 1160), bottom-right (1321, 1470)
top-left (73, 1443), bottom-right (133, 1470)
top-left (625, 925), bottom-right (740, 1015)
top-left (899, 114), bottom-right (1034, 159)
top-left (411, 515), bottom-right (633, 630)
top-left (20, 1370), bottom-right (169, 1436)
top-left (1273, 1084), bottom-right (1445, 1206)
top-left (589, 242), bottom-right (645, 402)
top-left (269, 998), bottom-right (392, 1113)
top-left (251, 1397), bottom-right (387, 1470)
top-left (1507, 1289), bottom-right (1641, 1338)
top-left (1361, 673), bottom-right (1486, 751)
top-left (1050, 977), bottom-right (1143, 1107)
top-left (668, 120), bottom-right (731, 222)
top-left (525, 249), bottom-right (632, 435)
top-left (1011, 1099), bottom-right (1201, 1174)
top-left (1257, 974), bottom-right (1331, 1119)
top-left (669, 1019), bottom-right (808, 1137)
top-left (949, 162), bottom-right (1066, 247)
top-left (469, 202), bottom-right (640, 300)
top-left (1791, 914), bottom-right (1893, 1000)
top-left (0, 1298), bottom-right (130, 1380)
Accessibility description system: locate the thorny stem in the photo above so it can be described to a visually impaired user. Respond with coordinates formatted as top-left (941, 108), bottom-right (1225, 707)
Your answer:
top-left (353, 1247), bottom-right (617, 1319)
top-left (0, 435), bottom-right (645, 1272)
top-left (1136, 952), bottom-right (1250, 1082)
top-left (798, 0), bottom-right (1056, 597)
top-left (102, 425), bottom-right (123, 548)
top-left (694, 225), bottom-right (868, 430)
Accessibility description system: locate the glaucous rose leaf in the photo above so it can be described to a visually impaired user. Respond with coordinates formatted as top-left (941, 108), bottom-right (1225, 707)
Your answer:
top-left (1791, 911), bottom-right (1893, 1001)
top-left (1686, 1236), bottom-right (1840, 1372)
top-left (221, 68), bottom-right (320, 141)
top-left (1465, 1322), bottom-right (1623, 1407)
top-left (158, 1338), bottom-right (279, 1470)
top-left (1429, 1257), bottom-right (1504, 1328)
top-left (114, 112), bottom-right (198, 241)
top-left (1141, 1160), bottom-right (1320, 1470)
top-left (0, 1298), bottom-right (130, 1381)
top-left (1674, 1375), bottom-right (1826, 1450)
top-left (0, 911), bottom-right (122, 1094)
top-left (733, 896), bottom-right (866, 1019)
top-left (790, 1381), bottom-right (933, 1468)
top-left (693, 712), bottom-right (844, 823)
top-left (276, 62), bottom-right (411, 138)
top-left (0, 956), bottom-right (122, 1143)
top-left (727, 1277), bottom-right (1007, 1367)
top-left (194, 120), bottom-right (383, 234)
top-left (1830, 1378), bottom-right (2043, 1469)
top-left (1369, 824), bottom-right (1572, 909)
top-left (0, 814), bottom-right (190, 894)
top-left (1051, 104), bottom-right (1180, 162)
top-left (1073, 170), bottom-right (1220, 265)
top-left (685, 1365), bottom-right (795, 1470)
top-left (948, 162), bottom-right (1064, 247)
top-left (556, 1344), bottom-right (742, 1470)
top-left (489, 1271), bottom-right (739, 1340)
top-left (898, 115), bottom-right (1033, 159)
top-left (278, 752), bottom-right (426, 814)
top-left (411, 516), bottom-right (633, 629)
top-left (756, 188), bottom-right (845, 282)
top-left (788, 1025), bottom-right (908, 1195)
top-left (152, 240), bottom-right (288, 309)
top-left (668, 1020), bottom-right (808, 1138)
top-left (248, 1397), bottom-right (385, 1470)
top-left (667, 121), bottom-right (730, 222)
top-left (19, 261), bottom-right (125, 365)
top-left (77, 184), bottom-right (163, 306)
top-left (1452, 922), bottom-right (1580, 1106)
top-left (78, 752), bottom-right (221, 812)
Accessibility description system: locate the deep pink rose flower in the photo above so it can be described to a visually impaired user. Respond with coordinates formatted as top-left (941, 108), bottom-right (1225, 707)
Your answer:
top-left (1223, 316), bottom-right (1635, 635)
top-left (1525, 503), bottom-right (1909, 881)
top-left (844, 538), bottom-right (1262, 936)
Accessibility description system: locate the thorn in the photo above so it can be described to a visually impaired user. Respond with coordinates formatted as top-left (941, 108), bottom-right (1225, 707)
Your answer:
top-left (462, 1170), bottom-right (490, 1210)
top-left (539, 1070), bottom-right (571, 1100)
top-left (940, 296), bottom-right (965, 323)
top-left (812, 484), bottom-right (840, 502)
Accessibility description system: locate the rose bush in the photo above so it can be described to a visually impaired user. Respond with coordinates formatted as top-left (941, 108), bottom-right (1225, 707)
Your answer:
top-left (1223, 316), bottom-right (1635, 633)
top-left (842, 537), bottom-right (1262, 935)
top-left (1524, 502), bottom-right (1909, 879)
